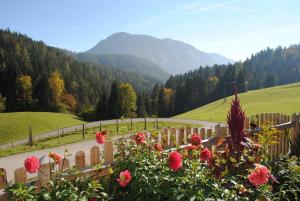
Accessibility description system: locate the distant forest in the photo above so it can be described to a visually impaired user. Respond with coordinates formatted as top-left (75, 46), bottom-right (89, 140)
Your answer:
top-left (1, 29), bottom-right (300, 120)
top-left (158, 44), bottom-right (300, 116)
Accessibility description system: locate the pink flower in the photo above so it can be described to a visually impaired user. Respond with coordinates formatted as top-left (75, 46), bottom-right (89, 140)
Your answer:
top-left (190, 134), bottom-right (201, 146)
top-left (117, 170), bottom-right (132, 187)
top-left (24, 156), bottom-right (40, 173)
top-left (200, 148), bottom-right (212, 161)
top-left (154, 143), bottom-right (163, 152)
top-left (134, 132), bottom-right (145, 144)
top-left (248, 164), bottom-right (270, 187)
top-left (96, 131), bottom-right (105, 144)
top-left (168, 151), bottom-right (182, 171)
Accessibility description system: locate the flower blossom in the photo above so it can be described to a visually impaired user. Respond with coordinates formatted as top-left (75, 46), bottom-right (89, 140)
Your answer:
top-left (134, 132), bottom-right (146, 144)
top-left (168, 151), bottom-right (182, 171)
top-left (190, 134), bottom-right (201, 146)
top-left (49, 152), bottom-right (62, 164)
top-left (96, 131), bottom-right (106, 144)
top-left (248, 164), bottom-right (270, 187)
top-left (200, 148), bottom-right (212, 161)
top-left (24, 156), bottom-right (40, 173)
top-left (117, 169), bottom-right (132, 187)
top-left (154, 143), bottom-right (163, 152)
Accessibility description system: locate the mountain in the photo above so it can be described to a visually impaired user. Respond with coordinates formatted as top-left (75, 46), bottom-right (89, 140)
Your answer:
top-left (76, 53), bottom-right (169, 81)
top-left (0, 29), bottom-right (161, 112)
top-left (86, 32), bottom-right (234, 74)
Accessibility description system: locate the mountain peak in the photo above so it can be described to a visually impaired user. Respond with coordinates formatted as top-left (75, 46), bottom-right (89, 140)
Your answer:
top-left (87, 32), bottom-right (234, 74)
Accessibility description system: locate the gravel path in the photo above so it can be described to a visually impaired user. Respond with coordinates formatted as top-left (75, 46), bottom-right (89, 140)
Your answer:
top-left (0, 118), bottom-right (222, 181)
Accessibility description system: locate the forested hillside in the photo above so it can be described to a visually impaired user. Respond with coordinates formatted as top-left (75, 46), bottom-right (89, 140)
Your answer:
top-left (0, 29), bottom-right (160, 116)
top-left (76, 53), bottom-right (169, 81)
top-left (153, 45), bottom-right (300, 117)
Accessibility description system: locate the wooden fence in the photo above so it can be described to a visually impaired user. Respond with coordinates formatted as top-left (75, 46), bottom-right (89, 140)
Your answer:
top-left (0, 113), bottom-right (299, 200)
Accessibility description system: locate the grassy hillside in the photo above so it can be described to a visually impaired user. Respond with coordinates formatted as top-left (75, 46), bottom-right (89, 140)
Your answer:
top-left (0, 112), bottom-right (85, 144)
top-left (174, 82), bottom-right (300, 122)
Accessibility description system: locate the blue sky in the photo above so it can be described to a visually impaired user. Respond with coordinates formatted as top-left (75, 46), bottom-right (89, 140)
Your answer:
top-left (1, 0), bottom-right (300, 60)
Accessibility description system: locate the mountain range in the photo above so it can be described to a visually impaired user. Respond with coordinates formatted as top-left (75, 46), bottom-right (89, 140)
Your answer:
top-left (83, 32), bottom-right (234, 75)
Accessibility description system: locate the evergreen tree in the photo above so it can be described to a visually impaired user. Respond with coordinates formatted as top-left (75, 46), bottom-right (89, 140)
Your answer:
top-left (95, 90), bottom-right (108, 120)
top-left (137, 93), bottom-right (147, 117)
top-left (108, 82), bottom-right (121, 119)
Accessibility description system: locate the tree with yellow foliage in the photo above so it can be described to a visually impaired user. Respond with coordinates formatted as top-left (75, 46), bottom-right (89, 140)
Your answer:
top-left (118, 83), bottom-right (137, 117)
top-left (48, 71), bottom-right (65, 106)
top-left (16, 75), bottom-right (33, 110)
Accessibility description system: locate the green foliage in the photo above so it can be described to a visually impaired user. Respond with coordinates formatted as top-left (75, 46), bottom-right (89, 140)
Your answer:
top-left (255, 121), bottom-right (280, 163)
top-left (118, 83), bottom-right (137, 117)
top-left (271, 156), bottom-right (300, 200)
top-left (6, 174), bottom-right (108, 201)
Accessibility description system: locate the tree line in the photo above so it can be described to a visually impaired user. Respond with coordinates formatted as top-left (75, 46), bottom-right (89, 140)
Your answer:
top-left (155, 44), bottom-right (300, 117)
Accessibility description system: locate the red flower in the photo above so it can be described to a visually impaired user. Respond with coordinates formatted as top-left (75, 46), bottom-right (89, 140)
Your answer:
top-left (96, 131), bottom-right (105, 144)
top-left (248, 164), bottom-right (270, 187)
top-left (200, 148), bottom-right (212, 161)
top-left (190, 134), bottom-right (201, 146)
top-left (134, 132), bottom-right (146, 144)
top-left (49, 152), bottom-right (62, 164)
top-left (24, 156), bottom-right (40, 173)
top-left (154, 143), bottom-right (163, 152)
top-left (184, 145), bottom-right (197, 152)
top-left (89, 198), bottom-right (97, 201)
top-left (117, 169), bottom-right (132, 187)
top-left (168, 151), bottom-right (182, 171)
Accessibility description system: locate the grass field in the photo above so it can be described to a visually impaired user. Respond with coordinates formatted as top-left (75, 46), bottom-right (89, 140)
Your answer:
top-left (174, 82), bottom-right (300, 122)
top-left (0, 121), bottom-right (202, 157)
top-left (0, 112), bottom-right (85, 144)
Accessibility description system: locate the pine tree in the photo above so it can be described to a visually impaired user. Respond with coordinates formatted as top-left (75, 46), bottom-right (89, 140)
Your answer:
top-left (108, 82), bottom-right (121, 119)
top-left (96, 90), bottom-right (108, 120)
top-left (137, 93), bottom-right (147, 117)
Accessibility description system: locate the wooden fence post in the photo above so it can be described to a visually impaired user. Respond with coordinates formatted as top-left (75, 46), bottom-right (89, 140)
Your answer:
top-left (200, 128), bottom-right (206, 140)
top-left (104, 141), bottom-right (114, 164)
top-left (14, 167), bottom-right (27, 185)
top-left (28, 126), bottom-right (33, 146)
top-left (59, 158), bottom-right (70, 171)
top-left (178, 128), bottom-right (185, 145)
top-left (75, 151), bottom-right (85, 169)
top-left (90, 146), bottom-right (100, 166)
top-left (162, 128), bottom-right (168, 148)
top-left (291, 113), bottom-right (300, 150)
top-left (169, 128), bottom-right (176, 147)
top-left (0, 168), bottom-right (7, 190)
top-left (38, 163), bottom-right (52, 187)
top-left (82, 124), bottom-right (85, 139)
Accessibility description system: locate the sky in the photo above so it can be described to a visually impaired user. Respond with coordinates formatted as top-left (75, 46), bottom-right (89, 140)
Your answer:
top-left (1, 0), bottom-right (300, 61)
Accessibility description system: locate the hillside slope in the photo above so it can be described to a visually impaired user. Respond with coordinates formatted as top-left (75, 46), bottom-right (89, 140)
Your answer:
top-left (76, 53), bottom-right (169, 81)
top-left (174, 82), bottom-right (300, 122)
top-left (0, 112), bottom-right (85, 144)
top-left (86, 32), bottom-right (233, 74)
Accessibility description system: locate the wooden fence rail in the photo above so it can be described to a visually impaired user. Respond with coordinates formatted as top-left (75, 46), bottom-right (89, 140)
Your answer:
top-left (0, 112), bottom-right (299, 200)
